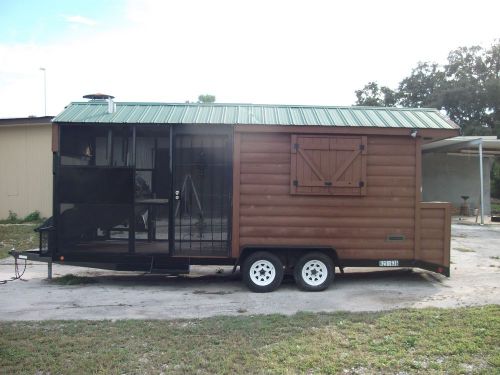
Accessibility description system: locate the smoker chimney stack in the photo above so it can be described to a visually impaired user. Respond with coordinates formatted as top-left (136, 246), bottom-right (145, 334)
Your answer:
top-left (83, 93), bottom-right (116, 114)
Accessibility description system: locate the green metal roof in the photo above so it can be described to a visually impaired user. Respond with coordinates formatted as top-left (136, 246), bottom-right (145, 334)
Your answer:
top-left (53, 102), bottom-right (459, 130)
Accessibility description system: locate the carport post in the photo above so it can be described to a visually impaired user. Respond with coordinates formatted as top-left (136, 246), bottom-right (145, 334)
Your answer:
top-left (479, 139), bottom-right (484, 225)
top-left (48, 259), bottom-right (52, 280)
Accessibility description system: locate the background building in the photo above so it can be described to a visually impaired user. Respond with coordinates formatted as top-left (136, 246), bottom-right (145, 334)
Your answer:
top-left (0, 116), bottom-right (53, 219)
top-left (422, 136), bottom-right (500, 216)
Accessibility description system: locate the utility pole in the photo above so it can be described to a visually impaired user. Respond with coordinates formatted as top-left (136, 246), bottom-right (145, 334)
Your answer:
top-left (40, 67), bottom-right (46, 116)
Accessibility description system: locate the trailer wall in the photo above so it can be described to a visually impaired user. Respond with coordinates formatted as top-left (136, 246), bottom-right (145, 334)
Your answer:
top-left (419, 202), bottom-right (451, 267)
top-left (232, 131), bottom-right (418, 261)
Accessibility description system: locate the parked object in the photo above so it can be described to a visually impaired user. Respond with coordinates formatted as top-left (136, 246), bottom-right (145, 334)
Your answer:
top-left (11, 100), bottom-right (459, 292)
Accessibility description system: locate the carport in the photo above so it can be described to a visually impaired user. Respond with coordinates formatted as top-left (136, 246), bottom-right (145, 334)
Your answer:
top-left (422, 136), bottom-right (500, 224)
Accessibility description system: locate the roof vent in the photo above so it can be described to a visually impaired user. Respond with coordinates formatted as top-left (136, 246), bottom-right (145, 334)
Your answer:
top-left (83, 93), bottom-right (116, 114)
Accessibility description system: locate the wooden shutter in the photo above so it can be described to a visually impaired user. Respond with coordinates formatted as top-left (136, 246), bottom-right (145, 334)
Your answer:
top-left (290, 135), bottom-right (367, 196)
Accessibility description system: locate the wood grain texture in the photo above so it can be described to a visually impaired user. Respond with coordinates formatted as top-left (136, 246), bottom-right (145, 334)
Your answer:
top-left (234, 125), bottom-right (459, 140)
top-left (418, 203), bottom-right (452, 267)
top-left (414, 137), bottom-right (422, 261)
top-left (52, 124), bottom-right (59, 152)
top-left (240, 216), bottom-right (415, 228)
top-left (235, 132), bottom-right (419, 260)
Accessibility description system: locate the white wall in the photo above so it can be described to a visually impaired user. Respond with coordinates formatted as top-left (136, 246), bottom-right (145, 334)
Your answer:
top-left (422, 153), bottom-right (492, 215)
top-left (0, 124), bottom-right (52, 219)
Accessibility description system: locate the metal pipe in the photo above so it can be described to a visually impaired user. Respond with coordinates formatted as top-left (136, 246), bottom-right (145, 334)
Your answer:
top-left (40, 68), bottom-right (47, 116)
top-left (47, 259), bottom-right (52, 280)
top-left (479, 139), bottom-right (484, 225)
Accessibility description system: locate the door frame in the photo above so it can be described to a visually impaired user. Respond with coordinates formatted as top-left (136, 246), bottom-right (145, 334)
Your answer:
top-left (169, 124), bottom-right (233, 256)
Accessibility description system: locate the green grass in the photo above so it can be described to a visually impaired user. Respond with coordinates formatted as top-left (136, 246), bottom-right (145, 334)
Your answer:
top-left (0, 224), bottom-right (38, 259)
top-left (0, 306), bottom-right (498, 374)
top-left (492, 202), bottom-right (500, 214)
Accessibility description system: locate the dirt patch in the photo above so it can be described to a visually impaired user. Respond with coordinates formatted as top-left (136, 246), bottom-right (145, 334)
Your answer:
top-left (192, 290), bottom-right (233, 295)
top-left (50, 274), bottom-right (98, 285)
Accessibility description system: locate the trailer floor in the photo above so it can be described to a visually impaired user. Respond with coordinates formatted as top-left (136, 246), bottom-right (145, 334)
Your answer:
top-left (0, 223), bottom-right (499, 320)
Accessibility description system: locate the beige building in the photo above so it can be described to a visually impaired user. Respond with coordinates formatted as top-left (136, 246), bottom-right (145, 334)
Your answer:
top-left (0, 116), bottom-right (53, 219)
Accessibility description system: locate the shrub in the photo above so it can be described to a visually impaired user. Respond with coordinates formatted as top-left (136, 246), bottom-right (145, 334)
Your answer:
top-left (23, 211), bottom-right (41, 223)
top-left (0, 210), bottom-right (43, 224)
top-left (6, 211), bottom-right (18, 223)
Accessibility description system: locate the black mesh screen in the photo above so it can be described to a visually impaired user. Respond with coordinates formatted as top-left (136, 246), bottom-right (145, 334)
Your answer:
top-left (58, 203), bottom-right (132, 253)
top-left (59, 167), bottom-right (133, 204)
top-left (173, 134), bottom-right (230, 256)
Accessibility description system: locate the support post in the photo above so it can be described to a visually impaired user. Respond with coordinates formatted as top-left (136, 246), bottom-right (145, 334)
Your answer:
top-left (47, 259), bottom-right (52, 280)
top-left (479, 139), bottom-right (484, 225)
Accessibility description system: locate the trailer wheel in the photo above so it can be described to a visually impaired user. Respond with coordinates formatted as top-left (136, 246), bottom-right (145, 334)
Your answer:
top-left (242, 252), bottom-right (284, 293)
top-left (294, 252), bottom-right (334, 291)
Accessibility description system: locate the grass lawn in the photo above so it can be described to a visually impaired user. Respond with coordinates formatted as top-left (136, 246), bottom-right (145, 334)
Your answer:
top-left (0, 306), bottom-right (498, 374)
top-left (0, 224), bottom-right (38, 259)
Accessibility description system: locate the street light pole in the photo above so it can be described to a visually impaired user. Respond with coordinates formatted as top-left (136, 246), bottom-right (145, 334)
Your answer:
top-left (40, 67), bottom-right (46, 116)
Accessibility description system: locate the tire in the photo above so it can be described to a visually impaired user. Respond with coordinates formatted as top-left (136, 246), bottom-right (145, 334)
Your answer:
top-left (242, 252), bottom-right (284, 293)
top-left (294, 252), bottom-right (334, 291)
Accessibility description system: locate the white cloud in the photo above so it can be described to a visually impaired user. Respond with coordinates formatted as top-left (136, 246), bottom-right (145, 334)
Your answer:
top-left (0, 0), bottom-right (499, 118)
top-left (63, 15), bottom-right (97, 26)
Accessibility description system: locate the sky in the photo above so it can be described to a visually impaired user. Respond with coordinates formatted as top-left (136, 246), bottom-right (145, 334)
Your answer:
top-left (0, 0), bottom-right (499, 118)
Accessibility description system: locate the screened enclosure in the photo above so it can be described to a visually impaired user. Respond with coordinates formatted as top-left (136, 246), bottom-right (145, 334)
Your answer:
top-left (55, 124), bottom-right (231, 256)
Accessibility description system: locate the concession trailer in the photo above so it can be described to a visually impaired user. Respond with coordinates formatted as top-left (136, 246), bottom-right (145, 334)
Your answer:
top-left (13, 97), bottom-right (460, 292)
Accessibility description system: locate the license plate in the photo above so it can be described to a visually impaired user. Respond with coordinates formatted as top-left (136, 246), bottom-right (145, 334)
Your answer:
top-left (379, 260), bottom-right (399, 267)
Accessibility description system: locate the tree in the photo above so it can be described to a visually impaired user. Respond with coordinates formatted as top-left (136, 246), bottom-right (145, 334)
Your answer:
top-left (397, 62), bottom-right (445, 108)
top-left (354, 40), bottom-right (500, 198)
top-left (440, 45), bottom-right (491, 133)
top-left (354, 40), bottom-right (500, 136)
top-left (355, 82), bottom-right (397, 107)
top-left (198, 94), bottom-right (216, 103)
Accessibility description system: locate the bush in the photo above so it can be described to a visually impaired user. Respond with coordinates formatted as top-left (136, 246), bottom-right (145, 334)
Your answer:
top-left (23, 211), bottom-right (41, 223)
top-left (0, 211), bottom-right (43, 224)
top-left (6, 211), bottom-right (18, 223)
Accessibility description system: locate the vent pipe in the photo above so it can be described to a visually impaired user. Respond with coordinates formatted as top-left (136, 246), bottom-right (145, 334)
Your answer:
top-left (83, 93), bottom-right (116, 114)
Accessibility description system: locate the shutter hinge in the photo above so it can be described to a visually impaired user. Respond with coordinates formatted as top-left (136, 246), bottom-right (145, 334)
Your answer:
top-left (293, 143), bottom-right (299, 151)
top-left (359, 181), bottom-right (365, 188)
top-left (324, 181), bottom-right (332, 186)
top-left (293, 180), bottom-right (298, 187)
top-left (359, 144), bottom-right (365, 151)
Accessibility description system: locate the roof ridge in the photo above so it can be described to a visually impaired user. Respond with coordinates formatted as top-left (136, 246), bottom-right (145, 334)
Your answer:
top-left (68, 101), bottom-right (439, 112)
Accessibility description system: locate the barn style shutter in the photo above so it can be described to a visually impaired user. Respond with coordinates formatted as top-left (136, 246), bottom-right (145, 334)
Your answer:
top-left (290, 135), bottom-right (367, 196)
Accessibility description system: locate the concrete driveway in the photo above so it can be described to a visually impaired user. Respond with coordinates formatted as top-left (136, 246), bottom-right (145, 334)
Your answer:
top-left (0, 223), bottom-right (499, 321)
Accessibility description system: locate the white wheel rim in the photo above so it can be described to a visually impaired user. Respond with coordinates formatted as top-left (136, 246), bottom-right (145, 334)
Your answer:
top-left (301, 260), bottom-right (328, 286)
top-left (249, 260), bottom-right (276, 286)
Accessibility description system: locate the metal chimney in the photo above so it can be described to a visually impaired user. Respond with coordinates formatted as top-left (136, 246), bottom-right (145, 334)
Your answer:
top-left (83, 93), bottom-right (116, 114)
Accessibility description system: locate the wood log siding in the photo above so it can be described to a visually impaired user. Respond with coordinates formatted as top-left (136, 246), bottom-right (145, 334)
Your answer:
top-left (234, 132), bottom-right (417, 259)
top-left (419, 203), bottom-right (451, 266)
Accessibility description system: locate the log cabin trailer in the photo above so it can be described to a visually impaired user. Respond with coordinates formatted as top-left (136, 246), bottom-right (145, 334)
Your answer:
top-left (13, 98), bottom-right (460, 292)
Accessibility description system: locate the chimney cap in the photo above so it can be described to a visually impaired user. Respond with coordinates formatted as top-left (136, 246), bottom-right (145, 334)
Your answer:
top-left (83, 93), bottom-right (115, 100)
